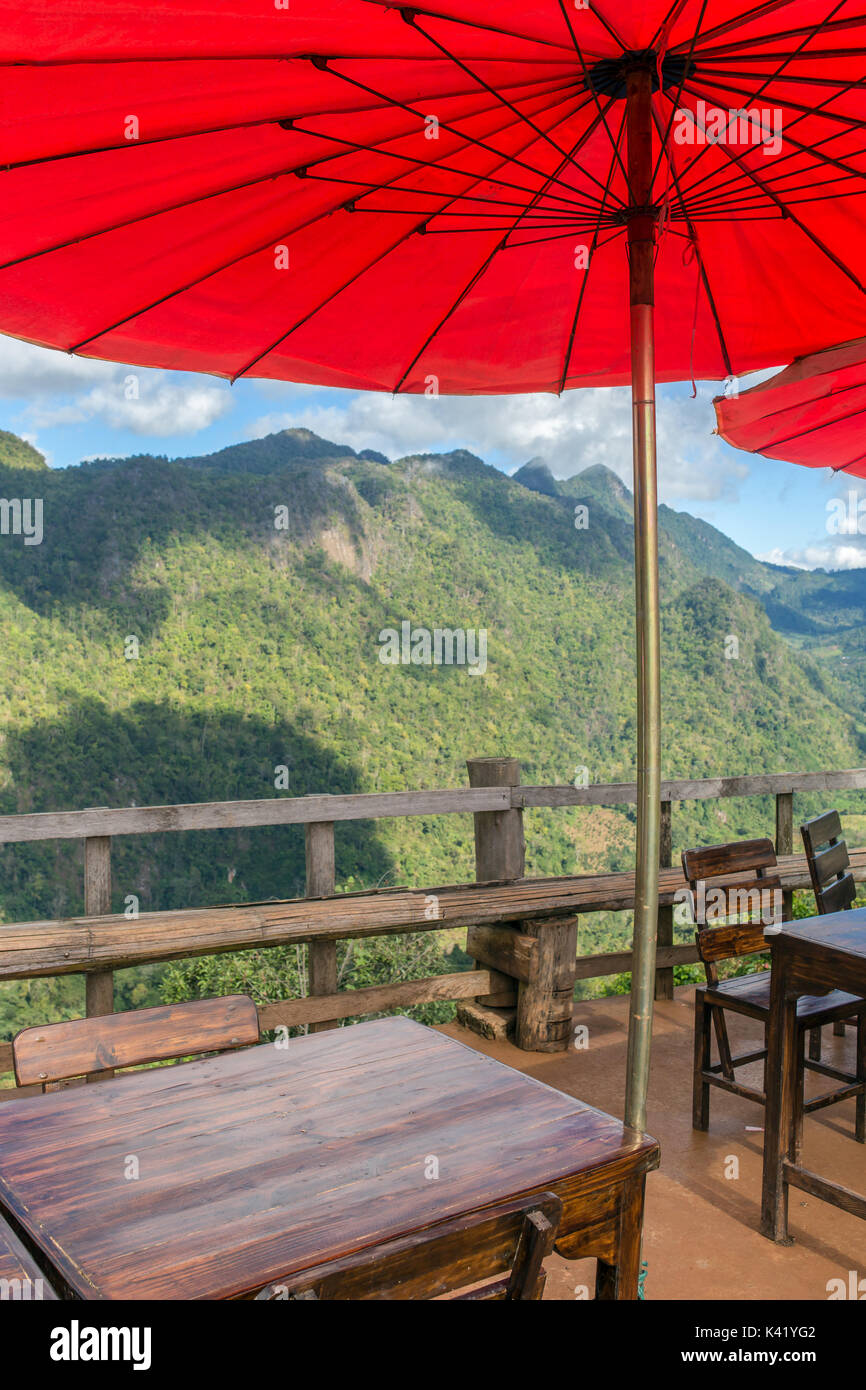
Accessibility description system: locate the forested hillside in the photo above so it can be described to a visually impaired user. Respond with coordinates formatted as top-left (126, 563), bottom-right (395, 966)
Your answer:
top-left (0, 426), bottom-right (863, 1036)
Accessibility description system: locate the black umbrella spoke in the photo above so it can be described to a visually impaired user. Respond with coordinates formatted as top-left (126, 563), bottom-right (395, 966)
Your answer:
top-left (556, 0), bottom-right (636, 205)
top-left (0, 79), bottom-right (587, 275)
top-left (581, 1), bottom-right (630, 53)
top-left (671, 90), bottom-right (866, 296)
top-left (403, 11), bottom-right (579, 168)
top-left (662, 0), bottom-right (851, 201)
top-left (688, 69), bottom-right (866, 128)
top-left (688, 12), bottom-right (866, 61)
top-left (558, 112), bottom-right (624, 394)
top-left (310, 57), bottom-right (615, 209)
top-left (675, 83), bottom-right (866, 209)
top-left (358, 1), bottom-right (580, 57)
top-left (651, 0), bottom-right (712, 188)
top-left (291, 82), bottom-right (600, 211)
top-left (652, 103), bottom-right (733, 375)
top-left (389, 113), bottom-right (614, 393)
top-left (668, 0), bottom-right (815, 56)
top-left (231, 218), bottom-right (434, 381)
top-left (66, 77), bottom-right (600, 358)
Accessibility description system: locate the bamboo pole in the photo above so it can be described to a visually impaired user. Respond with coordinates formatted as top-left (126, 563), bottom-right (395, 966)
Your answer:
top-left (624, 63), bottom-right (662, 1134)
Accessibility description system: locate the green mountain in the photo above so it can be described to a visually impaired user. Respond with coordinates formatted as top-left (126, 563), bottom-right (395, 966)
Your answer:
top-left (0, 427), bottom-right (864, 1036)
top-left (0, 430), bottom-right (48, 471)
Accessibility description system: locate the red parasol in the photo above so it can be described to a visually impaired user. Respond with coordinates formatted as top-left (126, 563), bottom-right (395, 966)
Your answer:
top-left (714, 337), bottom-right (866, 477)
top-left (3, 1), bottom-right (866, 1134)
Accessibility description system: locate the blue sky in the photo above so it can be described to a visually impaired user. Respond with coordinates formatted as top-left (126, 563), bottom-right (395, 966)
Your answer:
top-left (1, 332), bottom-right (862, 570)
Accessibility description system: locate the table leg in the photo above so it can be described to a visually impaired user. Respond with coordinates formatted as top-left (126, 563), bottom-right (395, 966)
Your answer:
top-left (760, 949), bottom-right (798, 1244)
top-left (595, 1173), bottom-right (646, 1300)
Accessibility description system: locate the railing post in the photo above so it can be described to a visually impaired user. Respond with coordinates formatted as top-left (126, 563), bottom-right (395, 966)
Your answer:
top-left (654, 800), bottom-right (674, 1000)
top-left (457, 759), bottom-right (524, 1039)
top-left (463, 757), bottom-right (576, 1052)
top-left (305, 821), bottom-right (338, 1032)
top-left (775, 790), bottom-right (794, 920)
top-left (84, 835), bottom-right (113, 1081)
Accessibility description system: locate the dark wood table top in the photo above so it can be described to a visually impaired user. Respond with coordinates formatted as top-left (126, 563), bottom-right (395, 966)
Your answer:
top-left (768, 908), bottom-right (866, 957)
top-left (0, 1017), bottom-right (657, 1300)
top-left (766, 909), bottom-right (866, 995)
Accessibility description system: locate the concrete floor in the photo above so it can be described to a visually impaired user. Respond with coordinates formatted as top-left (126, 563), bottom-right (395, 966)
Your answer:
top-left (441, 986), bottom-right (866, 1300)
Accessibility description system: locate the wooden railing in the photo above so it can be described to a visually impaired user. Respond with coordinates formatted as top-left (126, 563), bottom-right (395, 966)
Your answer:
top-left (1, 759), bottom-right (865, 1084)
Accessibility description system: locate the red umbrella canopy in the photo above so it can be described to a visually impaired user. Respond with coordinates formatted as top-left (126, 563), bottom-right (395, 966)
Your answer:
top-left (714, 336), bottom-right (866, 476)
top-left (2, 0), bottom-right (866, 393)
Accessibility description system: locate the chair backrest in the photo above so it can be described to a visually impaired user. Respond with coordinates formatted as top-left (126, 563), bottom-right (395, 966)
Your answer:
top-left (800, 810), bottom-right (857, 915)
top-left (254, 1192), bottom-right (562, 1301)
top-left (681, 838), bottom-right (782, 979)
top-left (13, 995), bottom-right (260, 1089)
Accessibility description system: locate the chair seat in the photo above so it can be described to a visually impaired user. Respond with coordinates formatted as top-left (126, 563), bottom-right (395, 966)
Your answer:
top-left (703, 970), bottom-right (863, 1023)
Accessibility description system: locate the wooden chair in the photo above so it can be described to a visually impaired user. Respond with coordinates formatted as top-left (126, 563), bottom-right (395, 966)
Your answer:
top-left (683, 838), bottom-right (865, 1148)
top-left (12, 995), bottom-right (260, 1090)
top-left (253, 1192), bottom-right (562, 1301)
top-left (801, 809), bottom-right (860, 1047)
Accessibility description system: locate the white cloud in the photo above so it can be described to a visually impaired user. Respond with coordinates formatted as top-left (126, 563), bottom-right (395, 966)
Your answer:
top-left (759, 541), bottom-right (866, 572)
top-left (250, 379), bottom-right (746, 504)
top-left (0, 334), bottom-right (231, 437)
top-left (28, 380), bottom-right (231, 436)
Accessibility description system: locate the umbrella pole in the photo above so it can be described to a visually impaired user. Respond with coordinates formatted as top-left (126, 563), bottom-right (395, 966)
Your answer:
top-left (624, 65), bottom-right (661, 1134)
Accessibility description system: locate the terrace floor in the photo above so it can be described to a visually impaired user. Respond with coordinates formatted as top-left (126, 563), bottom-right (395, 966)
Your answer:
top-left (441, 985), bottom-right (865, 1301)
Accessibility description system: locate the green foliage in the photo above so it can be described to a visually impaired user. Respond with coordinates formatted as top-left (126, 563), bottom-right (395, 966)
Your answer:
top-left (0, 427), bottom-right (863, 1036)
top-left (0, 431), bottom-right (47, 471)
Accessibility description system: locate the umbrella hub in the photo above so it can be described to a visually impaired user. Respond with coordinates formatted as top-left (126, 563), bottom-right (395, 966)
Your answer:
top-left (586, 49), bottom-right (693, 99)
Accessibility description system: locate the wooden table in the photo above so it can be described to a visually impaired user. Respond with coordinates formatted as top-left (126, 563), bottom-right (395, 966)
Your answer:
top-left (0, 1017), bottom-right (658, 1300)
top-left (761, 910), bottom-right (866, 1243)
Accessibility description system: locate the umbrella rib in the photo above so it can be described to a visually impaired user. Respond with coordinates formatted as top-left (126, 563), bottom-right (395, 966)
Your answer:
top-left (66, 85), bottom-right (582, 357)
top-left (668, 0), bottom-right (812, 55)
top-left (667, 0), bottom-right (854, 201)
top-left (752, 392), bottom-right (866, 450)
top-left (684, 14), bottom-right (866, 60)
top-left (227, 103), bottom-right (594, 382)
top-left (287, 82), bottom-right (604, 217)
top-left (357, 2), bottom-right (580, 56)
top-left (579, 1), bottom-right (629, 52)
top-left (505, 226), bottom-right (623, 253)
top-left (698, 52), bottom-right (866, 71)
top-left (648, 0), bottom-right (692, 55)
top-left (229, 219), bottom-right (434, 381)
top-left (2, 65), bottom-right (569, 175)
top-left (556, 0), bottom-right (636, 205)
top-left (16, 81), bottom-right (588, 290)
top-left (689, 68), bottom-right (866, 129)
top-left (663, 91), bottom-right (866, 297)
top-left (685, 169), bottom-right (866, 213)
top-left (389, 117), bottom-right (610, 393)
top-left (308, 57), bottom-right (611, 208)
top-left (677, 80), bottom-right (866, 205)
top-left (651, 0), bottom-right (712, 187)
top-left (558, 111), bottom-right (624, 394)
top-left (651, 104), bottom-right (733, 376)
top-left (409, 12), bottom-right (627, 210)
top-left (675, 56), bottom-right (866, 206)
top-left (288, 107), bottom-right (596, 213)
top-left (406, 15), bottom-right (577, 167)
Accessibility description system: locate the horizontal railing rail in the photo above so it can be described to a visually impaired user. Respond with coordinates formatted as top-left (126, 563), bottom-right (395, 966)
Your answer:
top-left (0, 767), bottom-right (864, 843)
top-left (0, 761), bottom-right (864, 1085)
